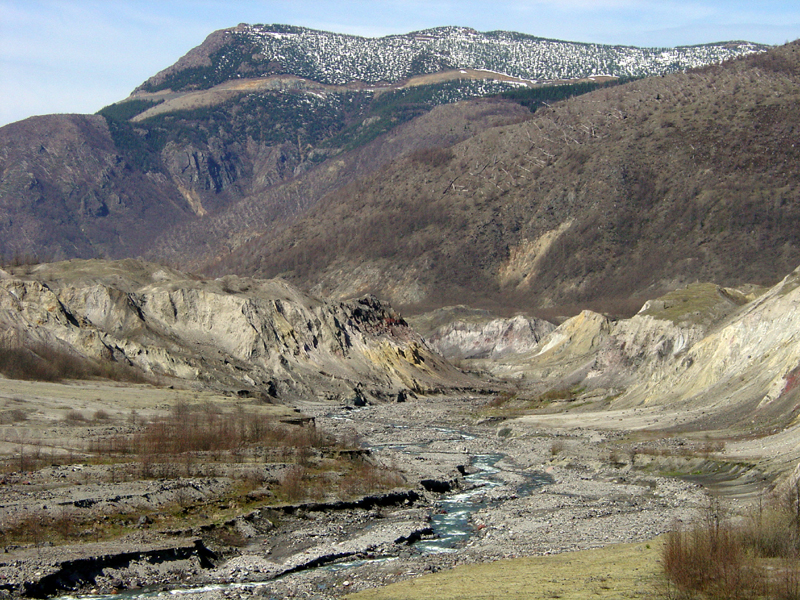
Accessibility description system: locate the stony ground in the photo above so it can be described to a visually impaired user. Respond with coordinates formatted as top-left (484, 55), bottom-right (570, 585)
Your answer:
top-left (0, 380), bottom-right (777, 600)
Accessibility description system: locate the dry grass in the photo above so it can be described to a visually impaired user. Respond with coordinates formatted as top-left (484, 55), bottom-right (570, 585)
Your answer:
top-left (663, 520), bottom-right (754, 599)
top-left (0, 509), bottom-right (108, 547)
top-left (345, 539), bottom-right (663, 600)
top-left (0, 343), bottom-right (149, 384)
top-left (0, 395), bottom-right (406, 547)
top-left (89, 402), bottom-right (334, 464)
top-left (0, 408), bottom-right (27, 424)
top-left (479, 386), bottom-right (585, 419)
top-left (663, 489), bottom-right (800, 600)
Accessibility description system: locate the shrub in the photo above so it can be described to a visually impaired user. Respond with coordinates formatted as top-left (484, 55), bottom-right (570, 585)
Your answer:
top-left (664, 488), bottom-right (800, 599)
top-left (277, 465), bottom-right (306, 502)
top-left (85, 403), bottom-right (405, 503)
top-left (64, 410), bottom-right (87, 423)
top-left (663, 521), bottom-right (754, 599)
top-left (0, 344), bottom-right (147, 383)
top-left (0, 343), bottom-right (149, 384)
top-left (0, 409), bottom-right (27, 424)
top-left (410, 146), bottom-right (455, 168)
top-left (90, 404), bottom-right (338, 475)
top-left (0, 510), bottom-right (86, 546)
top-left (340, 460), bottom-right (404, 498)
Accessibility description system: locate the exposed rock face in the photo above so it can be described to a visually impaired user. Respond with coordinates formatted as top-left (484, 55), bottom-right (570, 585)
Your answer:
top-left (621, 267), bottom-right (800, 424)
top-left (476, 269), bottom-right (800, 434)
top-left (515, 283), bottom-right (759, 391)
top-left (424, 314), bottom-right (556, 360)
top-left (0, 260), bottom-right (471, 400)
top-left (487, 305), bottom-right (714, 392)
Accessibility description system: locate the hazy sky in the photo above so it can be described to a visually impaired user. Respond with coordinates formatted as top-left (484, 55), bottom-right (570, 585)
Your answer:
top-left (1, 0), bottom-right (799, 127)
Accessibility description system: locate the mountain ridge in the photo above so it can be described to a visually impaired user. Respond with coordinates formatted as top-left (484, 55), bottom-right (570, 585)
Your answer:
top-left (136, 24), bottom-right (766, 93)
top-left (0, 24), bottom-right (789, 319)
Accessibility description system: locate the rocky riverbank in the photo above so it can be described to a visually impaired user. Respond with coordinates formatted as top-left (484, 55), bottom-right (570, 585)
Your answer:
top-left (0, 393), bottom-right (734, 600)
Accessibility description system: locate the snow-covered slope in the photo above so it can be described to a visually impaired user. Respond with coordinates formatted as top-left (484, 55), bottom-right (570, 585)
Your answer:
top-left (140, 24), bottom-right (767, 92)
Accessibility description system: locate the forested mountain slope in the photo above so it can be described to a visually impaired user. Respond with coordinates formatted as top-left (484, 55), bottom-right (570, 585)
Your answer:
top-left (212, 42), bottom-right (800, 316)
top-left (0, 24), bottom-right (763, 272)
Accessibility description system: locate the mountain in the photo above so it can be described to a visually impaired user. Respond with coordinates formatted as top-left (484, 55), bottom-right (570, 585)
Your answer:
top-left (0, 24), bottom-right (765, 273)
top-left (136, 24), bottom-right (763, 92)
top-left (0, 115), bottom-right (193, 260)
top-left (211, 41), bottom-right (800, 317)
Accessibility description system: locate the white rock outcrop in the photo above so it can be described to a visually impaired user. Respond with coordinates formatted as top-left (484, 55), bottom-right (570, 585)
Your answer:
top-left (425, 314), bottom-right (556, 360)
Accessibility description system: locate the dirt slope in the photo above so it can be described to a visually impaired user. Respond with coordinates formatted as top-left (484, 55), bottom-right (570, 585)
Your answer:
top-left (0, 259), bottom-right (472, 401)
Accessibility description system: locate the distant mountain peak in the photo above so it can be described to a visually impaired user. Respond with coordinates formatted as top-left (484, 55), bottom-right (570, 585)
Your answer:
top-left (137, 24), bottom-right (768, 94)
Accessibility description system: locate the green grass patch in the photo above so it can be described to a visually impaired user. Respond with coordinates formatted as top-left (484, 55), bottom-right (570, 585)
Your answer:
top-left (637, 282), bottom-right (760, 326)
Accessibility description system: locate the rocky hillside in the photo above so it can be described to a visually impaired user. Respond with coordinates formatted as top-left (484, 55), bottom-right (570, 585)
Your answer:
top-left (466, 266), bottom-right (800, 452)
top-left (0, 115), bottom-right (194, 260)
top-left (407, 306), bottom-right (555, 360)
top-left (0, 260), bottom-right (472, 401)
top-left (146, 99), bottom-right (533, 268)
top-left (217, 41), bottom-right (800, 316)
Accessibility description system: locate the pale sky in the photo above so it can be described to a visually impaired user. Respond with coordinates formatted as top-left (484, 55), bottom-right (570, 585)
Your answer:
top-left (1, 0), bottom-right (799, 127)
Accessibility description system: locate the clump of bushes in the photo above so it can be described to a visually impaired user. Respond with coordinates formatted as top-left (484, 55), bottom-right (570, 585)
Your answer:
top-left (0, 510), bottom-right (85, 547)
top-left (86, 402), bottom-right (403, 502)
top-left (122, 403), bottom-right (334, 460)
top-left (410, 146), bottom-right (455, 167)
top-left (0, 408), bottom-right (27, 424)
top-left (63, 409), bottom-right (88, 423)
top-left (664, 486), bottom-right (800, 599)
top-left (663, 516), bottom-right (752, 598)
top-left (0, 343), bottom-right (148, 384)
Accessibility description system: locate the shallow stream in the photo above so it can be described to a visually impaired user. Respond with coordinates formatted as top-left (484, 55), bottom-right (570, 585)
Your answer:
top-left (58, 420), bottom-right (550, 600)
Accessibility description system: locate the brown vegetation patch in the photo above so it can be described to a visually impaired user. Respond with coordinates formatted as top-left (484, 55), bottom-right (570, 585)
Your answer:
top-left (214, 42), bottom-right (800, 317)
top-left (0, 343), bottom-right (149, 384)
top-left (663, 488), bottom-right (800, 599)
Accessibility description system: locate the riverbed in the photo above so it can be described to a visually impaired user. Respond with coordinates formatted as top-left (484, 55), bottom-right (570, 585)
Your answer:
top-left (11, 394), bottom-right (716, 600)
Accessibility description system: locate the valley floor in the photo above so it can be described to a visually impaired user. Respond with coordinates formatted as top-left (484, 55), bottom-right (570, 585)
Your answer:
top-left (1, 378), bottom-right (783, 599)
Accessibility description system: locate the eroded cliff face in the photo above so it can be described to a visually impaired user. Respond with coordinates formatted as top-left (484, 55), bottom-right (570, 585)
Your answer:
top-left (463, 270), bottom-right (800, 432)
top-left (0, 260), bottom-right (471, 401)
top-left (618, 268), bottom-right (800, 426)
top-left (424, 314), bottom-right (556, 360)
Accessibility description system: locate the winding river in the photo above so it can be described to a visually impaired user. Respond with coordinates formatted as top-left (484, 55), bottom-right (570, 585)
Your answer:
top-left (57, 417), bottom-right (551, 600)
